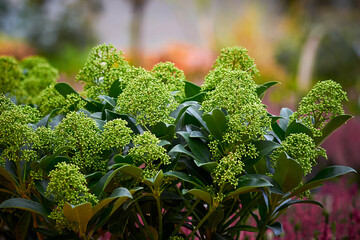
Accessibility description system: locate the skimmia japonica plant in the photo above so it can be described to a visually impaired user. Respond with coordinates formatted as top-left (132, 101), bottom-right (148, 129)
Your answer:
top-left (0, 44), bottom-right (356, 240)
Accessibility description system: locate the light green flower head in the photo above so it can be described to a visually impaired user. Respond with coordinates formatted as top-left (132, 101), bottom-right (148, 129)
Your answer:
top-left (37, 84), bottom-right (66, 115)
top-left (202, 70), bottom-right (259, 114)
top-left (213, 143), bottom-right (258, 187)
top-left (223, 103), bottom-right (271, 144)
top-left (76, 43), bottom-right (130, 99)
top-left (271, 133), bottom-right (327, 175)
top-left (46, 162), bottom-right (98, 232)
top-left (20, 56), bottom-right (59, 104)
top-left (54, 112), bottom-right (105, 173)
top-left (129, 131), bottom-right (170, 178)
top-left (102, 119), bottom-right (133, 152)
top-left (116, 72), bottom-right (178, 126)
top-left (0, 95), bottom-right (40, 165)
top-left (0, 56), bottom-right (22, 94)
top-left (151, 61), bottom-right (186, 95)
top-left (212, 47), bottom-right (259, 74)
top-left (291, 80), bottom-right (348, 137)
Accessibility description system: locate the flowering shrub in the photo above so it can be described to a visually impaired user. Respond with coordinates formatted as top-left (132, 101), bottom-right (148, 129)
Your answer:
top-left (0, 44), bottom-right (356, 240)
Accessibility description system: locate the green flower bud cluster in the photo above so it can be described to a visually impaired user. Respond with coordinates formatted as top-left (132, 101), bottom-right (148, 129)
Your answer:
top-left (33, 126), bottom-right (57, 156)
top-left (291, 80), bottom-right (348, 137)
top-left (151, 61), bottom-right (185, 94)
top-left (116, 72), bottom-right (178, 126)
top-left (0, 56), bottom-right (22, 94)
top-left (54, 112), bottom-right (105, 173)
top-left (129, 131), bottom-right (170, 178)
top-left (0, 94), bottom-right (39, 165)
top-left (202, 70), bottom-right (259, 114)
top-left (213, 143), bottom-right (258, 187)
top-left (102, 119), bottom-right (133, 152)
top-left (20, 56), bottom-right (59, 104)
top-left (46, 162), bottom-right (98, 232)
top-left (0, 56), bottom-right (59, 104)
top-left (271, 133), bottom-right (327, 175)
top-left (37, 84), bottom-right (65, 115)
top-left (76, 44), bottom-right (130, 99)
top-left (202, 46), bottom-right (259, 91)
top-left (223, 103), bottom-right (271, 143)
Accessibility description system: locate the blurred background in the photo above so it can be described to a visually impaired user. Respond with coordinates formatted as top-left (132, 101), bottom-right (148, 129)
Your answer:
top-left (0, 0), bottom-right (359, 171)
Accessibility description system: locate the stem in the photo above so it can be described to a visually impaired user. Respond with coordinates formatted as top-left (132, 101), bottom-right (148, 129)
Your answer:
top-left (170, 199), bottom-right (200, 238)
top-left (135, 202), bottom-right (154, 240)
top-left (185, 207), bottom-right (214, 240)
top-left (155, 194), bottom-right (163, 240)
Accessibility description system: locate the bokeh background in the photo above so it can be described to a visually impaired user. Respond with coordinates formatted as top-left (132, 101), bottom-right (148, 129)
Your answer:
top-left (1, 1), bottom-right (360, 238)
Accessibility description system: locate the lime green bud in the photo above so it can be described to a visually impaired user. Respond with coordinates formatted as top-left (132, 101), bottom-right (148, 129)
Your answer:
top-left (151, 61), bottom-right (186, 94)
top-left (0, 96), bottom-right (39, 164)
top-left (116, 72), bottom-right (178, 126)
top-left (213, 143), bottom-right (257, 187)
top-left (129, 132), bottom-right (170, 178)
top-left (76, 44), bottom-right (130, 99)
top-left (37, 85), bottom-right (66, 116)
top-left (272, 133), bottom-right (327, 175)
top-left (54, 112), bottom-right (105, 173)
top-left (0, 56), bottom-right (22, 94)
top-left (46, 162), bottom-right (98, 232)
top-left (212, 46), bottom-right (259, 74)
top-left (102, 119), bottom-right (133, 151)
top-left (202, 70), bottom-right (259, 114)
top-left (20, 56), bottom-right (59, 104)
top-left (223, 103), bottom-right (271, 143)
top-left (291, 80), bottom-right (348, 137)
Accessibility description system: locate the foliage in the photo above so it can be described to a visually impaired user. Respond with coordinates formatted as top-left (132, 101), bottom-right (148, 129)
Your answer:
top-left (0, 44), bottom-right (356, 240)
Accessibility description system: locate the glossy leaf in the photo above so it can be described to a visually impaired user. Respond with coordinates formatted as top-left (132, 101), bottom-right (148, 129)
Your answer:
top-left (314, 115), bottom-right (352, 147)
top-left (272, 153), bottom-right (303, 193)
top-left (289, 165), bottom-right (356, 198)
top-left (285, 121), bottom-right (313, 138)
top-left (184, 80), bottom-right (201, 98)
top-left (0, 198), bottom-right (50, 216)
top-left (152, 122), bottom-right (175, 142)
top-left (184, 189), bottom-right (212, 205)
top-left (275, 199), bottom-right (323, 213)
top-left (278, 108), bottom-right (294, 131)
top-left (243, 140), bottom-right (282, 169)
top-left (36, 108), bottom-right (61, 128)
top-left (226, 176), bottom-right (273, 198)
top-left (54, 82), bottom-right (80, 98)
top-left (93, 187), bottom-right (132, 215)
top-left (0, 165), bottom-right (18, 188)
top-left (168, 144), bottom-right (197, 160)
top-left (164, 171), bottom-right (205, 189)
top-left (267, 221), bottom-right (283, 236)
top-left (177, 131), bottom-right (212, 165)
top-left (63, 203), bottom-right (92, 236)
top-left (183, 92), bottom-right (206, 103)
top-left (256, 81), bottom-right (278, 99)
top-left (202, 108), bottom-right (227, 140)
top-left (108, 79), bottom-right (123, 98)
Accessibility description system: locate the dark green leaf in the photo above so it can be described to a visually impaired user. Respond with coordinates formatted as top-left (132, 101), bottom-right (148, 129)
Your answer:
top-left (267, 222), bottom-right (283, 236)
top-left (184, 81), bottom-right (201, 98)
top-left (202, 108), bottom-right (227, 140)
top-left (0, 198), bottom-right (50, 216)
top-left (36, 108), bottom-right (61, 128)
top-left (0, 165), bottom-right (18, 188)
top-left (108, 79), bottom-right (123, 98)
top-left (113, 155), bottom-right (133, 165)
top-left (183, 189), bottom-right (212, 205)
top-left (272, 153), bottom-right (303, 193)
top-left (285, 121), bottom-right (313, 138)
top-left (164, 171), bottom-right (205, 189)
top-left (256, 81), bottom-right (278, 99)
top-left (54, 82), bottom-right (80, 98)
top-left (99, 95), bottom-right (116, 108)
top-left (152, 122), bottom-right (175, 142)
top-left (177, 131), bottom-right (211, 164)
top-left (93, 187), bottom-right (132, 215)
top-left (276, 199), bottom-right (323, 214)
top-left (15, 212), bottom-right (31, 240)
top-left (226, 176), bottom-right (272, 198)
top-left (289, 165), bottom-right (356, 198)
top-left (168, 144), bottom-right (197, 160)
top-left (278, 108), bottom-right (294, 131)
top-left (314, 115), bottom-right (353, 147)
top-left (38, 146), bottom-right (72, 173)
top-left (63, 203), bottom-right (92, 235)
top-left (182, 92), bottom-right (206, 103)
top-left (243, 140), bottom-right (282, 169)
